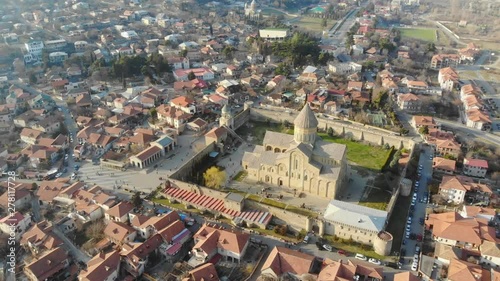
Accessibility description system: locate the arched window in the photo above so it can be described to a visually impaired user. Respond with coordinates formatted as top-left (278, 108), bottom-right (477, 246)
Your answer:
top-left (304, 175), bottom-right (308, 180)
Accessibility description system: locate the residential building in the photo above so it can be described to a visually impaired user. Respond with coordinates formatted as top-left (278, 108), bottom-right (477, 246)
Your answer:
top-left (189, 223), bottom-right (250, 267)
top-left (170, 96), bottom-right (196, 114)
top-left (397, 93), bottom-right (421, 112)
top-left (185, 263), bottom-right (219, 281)
top-left (438, 67), bottom-right (459, 91)
top-left (242, 105), bottom-right (348, 199)
top-left (433, 157), bottom-right (456, 175)
top-left (104, 220), bottom-right (137, 244)
top-left (425, 212), bottom-right (498, 249)
top-left (20, 128), bottom-right (43, 145)
top-left (447, 259), bottom-right (490, 281)
top-left (459, 205), bottom-right (496, 221)
top-left (458, 43), bottom-right (481, 63)
top-left (261, 247), bottom-right (316, 280)
top-left (411, 115), bottom-right (437, 130)
top-left (105, 201), bottom-right (134, 222)
top-left (318, 259), bottom-right (384, 281)
top-left (44, 39), bottom-right (67, 51)
top-left (156, 104), bottom-right (193, 129)
top-left (463, 158), bottom-right (488, 178)
top-left (431, 54), bottom-right (461, 69)
top-left (465, 109), bottom-right (491, 131)
top-left (120, 234), bottom-right (163, 277)
top-left (0, 212), bottom-right (32, 240)
top-left (20, 221), bottom-right (64, 255)
top-left (24, 247), bottom-right (69, 281)
top-left (173, 68), bottom-right (214, 81)
top-left (328, 61), bottom-right (362, 75)
top-left (78, 250), bottom-right (121, 281)
top-left (48, 52), bottom-right (68, 63)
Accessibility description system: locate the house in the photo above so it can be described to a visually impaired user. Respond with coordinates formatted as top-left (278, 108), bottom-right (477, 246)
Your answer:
top-left (20, 128), bottom-right (43, 145)
top-left (431, 54), bottom-right (461, 69)
top-left (328, 61), bottom-right (362, 75)
top-left (463, 158), bottom-right (488, 178)
top-left (170, 96), bottom-right (196, 114)
top-left (438, 67), bottom-right (459, 91)
top-left (105, 201), bottom-right (134, 222)
top-left (120, 234), bottom-right (163, 277)
top-left (189, 223), bottom-right (250, 267)
top-left (76, 94), bottom-right (92, 107)
top-left (465, 109), bottom-right (491, 131)
top-left (260, 246), bottom-right (315, 280)
top-left (30, 115), bottom-right (61, 133)
top-left (459, 205), bottom-right (496, 221)
top-left (130, 211), bottom-right (181, 239)
top-left (406, 80), bottom-right (429, 93)
top-left (156, 104), bottom-right (193, 129)
top-left (318, 259), bottom-right (384, 281)
top-left (459, 43), bottom-right (481, 63)
top-left (0, 212), bottom-right (32, 240)
top-left (24, 247), bottom-right (70, 281)
top-left (411, 115), bottom-right (437, 130)
top-left (0, 186), bottom-right (32, 210)
top-left (78, 250), bottom-right (121, 281)
top-left (187, 118), bottom-right (208, 133)
top-left (104, 220), bottom-right (137, 244)
top-left (173, 68), bottom-right (214, 81)
top-left (397, 93), bottom-right (421, 112)
top-left (425, 212), bottom-right (498, 249)
top-left (433, 157), bottom-right (456, 175)
top-left (185, 263), bottom-right (219, 281)
top-left (205, 127), bottom-right (228, 146)
top-left (20, 221), bottom-right (63, 255)
top-left (479, 241), bottom-right (500, 268)
top-left (266, 75), bottom-right (286, 90)
top-left (460, 84), bottom-right (482, 100)
top-left (447, 258), bottom-right (490, 281)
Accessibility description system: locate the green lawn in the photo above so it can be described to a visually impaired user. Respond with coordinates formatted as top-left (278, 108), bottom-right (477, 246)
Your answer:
top-left (324, 235), bottom-right (386, 260)
top-left (294, 17), bottom-right (333, 33)
top-left (317, 133), bottom-right (392, 171)
top-left (398, 28), bottom-right (436, 42)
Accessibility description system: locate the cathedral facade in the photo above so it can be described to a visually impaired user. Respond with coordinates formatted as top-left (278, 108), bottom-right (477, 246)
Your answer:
top-left (242, 105), bottom-right (348, 199)
top-left (244, 0), bottom-right (262, 20)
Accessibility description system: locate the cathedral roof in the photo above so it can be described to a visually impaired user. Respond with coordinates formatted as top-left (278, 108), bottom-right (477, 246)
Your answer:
top-left (221, 104), bottom-right (230, 114)
top-left (294, 104), bottom-right (318, 129)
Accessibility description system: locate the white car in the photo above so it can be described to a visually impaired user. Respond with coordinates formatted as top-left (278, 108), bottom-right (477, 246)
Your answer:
top-left (55, 173), bottom-right (62, 178)
top-left (368, 258), bottom-right (381, 265)
top-left (65, 154), bottom-right (69, 160)
top-left (323, 244), bottom-right (333, 252)
top-left (411, 262), bottom-right (418, 271)
top-left (355, 254), bottom-right (367, 261)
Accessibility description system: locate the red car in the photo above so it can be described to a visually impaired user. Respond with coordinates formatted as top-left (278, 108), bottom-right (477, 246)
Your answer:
top-left (338, 250), bottom-right (346, 255)
top-left (416, 234), bottom-right (423, 242)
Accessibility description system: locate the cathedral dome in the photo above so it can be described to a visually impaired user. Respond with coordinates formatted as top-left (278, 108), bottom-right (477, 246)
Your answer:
top-left (294, 104), bottom-right (318, 129)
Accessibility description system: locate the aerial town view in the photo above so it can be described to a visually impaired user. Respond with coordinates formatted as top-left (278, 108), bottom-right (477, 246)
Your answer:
top-left (0, 0), bottom-right (499, 280)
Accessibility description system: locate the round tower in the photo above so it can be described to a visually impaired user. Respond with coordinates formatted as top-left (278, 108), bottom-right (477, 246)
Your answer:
top-left (294, 104), bottom-right (318, 146)
top-left (374, 231), bottom-right (393, 256)
top-left (219, 104), bottom-right (234, 129)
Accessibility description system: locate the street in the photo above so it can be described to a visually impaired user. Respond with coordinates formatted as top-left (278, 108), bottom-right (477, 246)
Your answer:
top-left (322, 8), bottom-right (359, 47)
top-left (400, 145), bottom-right (433, 272)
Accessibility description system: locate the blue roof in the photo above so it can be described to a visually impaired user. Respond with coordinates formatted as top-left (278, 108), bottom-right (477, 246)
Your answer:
top-left (155, 135), bottom-right (173, 147)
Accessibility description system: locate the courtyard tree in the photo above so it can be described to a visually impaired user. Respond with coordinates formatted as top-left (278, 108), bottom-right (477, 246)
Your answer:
top-left (187, 71), bottom-right (196, 80)
top-left (418, 125), bottom-right (429, 135)
top-left (203, 166), bottom-right (227, 189)
top-left (327, 127), bottom-right (334, 137)
top-left (132, 191), bottom-right (143, 208)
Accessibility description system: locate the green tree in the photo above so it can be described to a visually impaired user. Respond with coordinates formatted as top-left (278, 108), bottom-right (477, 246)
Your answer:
top-left (327, 127), bottom-right (334, 137)
top-left (321, 18), bottom-right (328, 28)
top-left (187, 71), bottom-right (196, 80)
top-left (132, 192), bottom-right (143, 208)
top-left (29, 73), bottom-right (37, 85)
top-left (149, 108), bottom-right (158, 120)
top-left (271, 32), bottom-right (321, 67)
top-left (419, 125), bottom-right (429, 135)
top-left (222, 46), bottom-right (236, 59)
top-left (180, 49), bottom-right (188, 58)
top-left (274, 63), bottom-right (291, 76)
top-left (203, 166), bottom-right (227, 189)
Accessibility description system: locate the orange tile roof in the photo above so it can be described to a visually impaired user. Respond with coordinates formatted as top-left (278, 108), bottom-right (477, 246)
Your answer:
top-left (104, 221), bottom-right (136, 243)
top-left (448, 259), bottom-right (489, 281)
top-left (170, 96), bottom-right (194, 107)
top-left (413, 115), bottom-right (436, 127)
top-left (79, 250), bottom-right (121, 281)
top-left (186, 263), bottom-right (220, 281)
top-left (193, 224), bottom-right (250, 256)
top-left (106, 201), bottom-right (134, 219)
top-left (433, 157), bottom-right (456, 172)
top-left (25, 247), bottom-right (69, 281)
top-left (263, 246), bottom-right (315, 277)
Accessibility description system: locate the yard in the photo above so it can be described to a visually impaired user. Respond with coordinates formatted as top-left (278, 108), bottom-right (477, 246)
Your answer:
top-left (317, 133), bottom-right (393, 171)
top-left (398, 28), bottom-right (436, 42)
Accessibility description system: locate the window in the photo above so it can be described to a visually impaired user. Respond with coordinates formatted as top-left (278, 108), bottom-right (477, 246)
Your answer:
top-left (304, 175), bottom-right (308, 180)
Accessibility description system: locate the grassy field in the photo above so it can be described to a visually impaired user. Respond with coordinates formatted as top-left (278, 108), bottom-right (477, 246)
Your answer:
top-left (324, 235), bottom-right (386, 260)
top-left (294, 17), bottom-right (333, 33)
top-left (317, 133), bottom-right (392, 171)
top-left (398, 28), bottom-right (436, 42)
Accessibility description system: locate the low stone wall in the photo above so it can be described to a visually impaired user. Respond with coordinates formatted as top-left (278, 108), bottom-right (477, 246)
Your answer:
top-left (170, 142), bottom-right (216, 182)
top-left (249, 107), bottom-right (415, 149)
top-left (244, 199), bottom-right (309, 232)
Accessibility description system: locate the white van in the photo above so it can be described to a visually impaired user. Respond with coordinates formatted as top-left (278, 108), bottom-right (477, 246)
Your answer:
top-left (303, 235), bottom-right (310, 244)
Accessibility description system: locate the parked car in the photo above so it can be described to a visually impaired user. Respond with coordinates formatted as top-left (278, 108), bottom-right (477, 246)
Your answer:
top-left (303, 235), bottom-right (310, 244)
top-left (55, 173), bottom-right (62, 178)
top-left (369, 258), bottom-right (381, 265)
top-left (411, 262), bottom-right (418, 271)
top-left (338, 250), bottom-right (346, 255)
top-left (323, 244), bottom-right (333, 252)
top-left (355, 254), bottom-right (367, 261)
